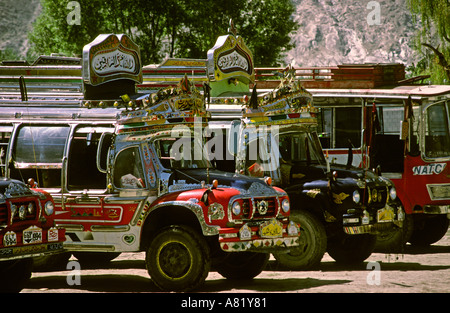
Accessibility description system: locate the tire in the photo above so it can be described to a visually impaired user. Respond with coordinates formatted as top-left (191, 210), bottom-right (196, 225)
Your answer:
top-left (146, 225), bottom-right (210, 292)
top-left (0, 258), bottom-right (33, 293)
top-left (73, 252), bottom-right (121, 264)
top-left (273, 210), bottom-right (326, 270)
top-left (327, 233), bottom-right (376, 264)
top-left (375, 213), bottom-right (413, 253)
top-left (215, 252), bottom-right (269, 280)
top-left (409, 215), bottom-right (449, 246)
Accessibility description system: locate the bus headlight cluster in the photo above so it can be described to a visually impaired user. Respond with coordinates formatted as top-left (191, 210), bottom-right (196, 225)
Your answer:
top-left (389, 187), bottom-right (397, 201)
top-left (281, 198), bottom-right (290, 213)
top-left (45, 201), bottom-right (54, 216)
top-left (231, 201), bottom-right (241, 216)
top-left (353, 190), bottom-right (361, 204)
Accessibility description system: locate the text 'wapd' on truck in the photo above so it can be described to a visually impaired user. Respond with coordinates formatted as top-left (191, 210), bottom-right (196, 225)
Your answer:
top-left (0, 34), bottom-right (300, 291)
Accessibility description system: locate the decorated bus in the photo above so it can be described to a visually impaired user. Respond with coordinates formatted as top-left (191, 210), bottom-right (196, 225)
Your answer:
top-left (252, 64), bottom-right (450, 249)
top-left (138, 21), bottom-right (406, 269)
top-left (0, 34), bottom-right (300, 291)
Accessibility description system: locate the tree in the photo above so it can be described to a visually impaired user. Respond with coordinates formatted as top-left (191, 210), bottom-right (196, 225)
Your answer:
top-left (28, 0), bottom-right (297, 66)
top-left (407, 0), bottom-right (450, 83)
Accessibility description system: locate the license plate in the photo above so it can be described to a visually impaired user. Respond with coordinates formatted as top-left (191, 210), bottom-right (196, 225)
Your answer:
top-left (377, 207), bottom-right (395, 223)
top-left (23, 226), bottom-right (43, 244)
top-left (239, 224), bottom-right (252, 240)
top-left (260, 219), bottom-right (283, 238)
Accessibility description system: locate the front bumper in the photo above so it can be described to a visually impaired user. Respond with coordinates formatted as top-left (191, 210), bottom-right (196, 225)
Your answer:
top-left (342, 204), bottom-right (404, 235)
top-left (422, 205), bottom-right (450, 215)
top-left (219, 218), bottom-right (300, 252)
top-left (0, 227), bottom-right (65, 261)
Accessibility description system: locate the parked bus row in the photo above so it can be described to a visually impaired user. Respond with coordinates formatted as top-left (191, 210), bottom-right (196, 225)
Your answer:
top-left (0, 21), bottom-right (448, 291)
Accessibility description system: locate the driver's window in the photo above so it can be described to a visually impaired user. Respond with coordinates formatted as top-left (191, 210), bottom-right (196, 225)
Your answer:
top-left (113, 147), bottom-right (145, 188)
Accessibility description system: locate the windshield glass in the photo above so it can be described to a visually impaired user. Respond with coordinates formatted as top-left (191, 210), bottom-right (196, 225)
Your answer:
top-left (424, 101), bottom-right (450, 158)
top-left (154, 136), bottom-right (211, 169)
top-left (243, 125), bottom-right (326, 178)
top-left (278, 130), bottom-right (326, 165)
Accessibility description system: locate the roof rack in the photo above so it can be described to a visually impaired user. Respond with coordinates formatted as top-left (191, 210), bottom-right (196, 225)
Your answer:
top-left (117, 75), bottom-right (210, 134)
top-left (242, 67), bottom-right (317, 126)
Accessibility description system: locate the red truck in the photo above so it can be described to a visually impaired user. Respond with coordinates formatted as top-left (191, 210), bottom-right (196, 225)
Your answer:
top-left (0, 178), bottom-right (65, 292)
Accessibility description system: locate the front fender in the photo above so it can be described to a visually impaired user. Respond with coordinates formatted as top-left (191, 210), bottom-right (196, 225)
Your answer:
top-left (140, 194), bottom-right (219, 237)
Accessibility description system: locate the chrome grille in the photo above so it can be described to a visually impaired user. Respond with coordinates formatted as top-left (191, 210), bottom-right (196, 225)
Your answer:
top-left (363, 187), bottom-right (387, 208)
top-left (252, 198), bottom-right (277, 218)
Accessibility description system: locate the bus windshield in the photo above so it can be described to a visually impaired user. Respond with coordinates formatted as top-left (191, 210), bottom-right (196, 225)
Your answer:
top-left (424, 101), bottom-right (450, 159)
top-left (243, 126), bottom-right (326, 178)
top-left (154, 136), bottom-right (212, 170)
top-left (278, 131), bottom-right (326, 165)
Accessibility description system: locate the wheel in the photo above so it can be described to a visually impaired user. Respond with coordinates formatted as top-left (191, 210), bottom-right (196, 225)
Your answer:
top-left (0, 258), bottom-right (33, 293)
top-left (327, 233), bottom-right (376, 264)
top-left (33, 252), bottom-right (71, 271)
top-left (73, 252), bottom-right (121, 264)
top-left (146, 225), bottom-right (210, 292)
top-left (375, 213), bottom-right (413, 253)
top-left (273, 210), bottom-right (326, 269)
top-left (409, 215), bottom-right (449, 246)
top-left (215, 252), bottom-right (269, 280)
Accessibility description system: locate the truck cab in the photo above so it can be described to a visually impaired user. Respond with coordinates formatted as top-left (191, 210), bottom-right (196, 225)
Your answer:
top-left (0, 178), bottom-right (65, 292)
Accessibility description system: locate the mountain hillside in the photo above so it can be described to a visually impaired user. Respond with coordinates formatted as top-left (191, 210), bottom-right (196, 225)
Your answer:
top-left (0, 0), bottom-right (42, 57)
top-left (287, 0), bottom-right (422, 67)
top-left (0, 0), bottom-right (421, 67)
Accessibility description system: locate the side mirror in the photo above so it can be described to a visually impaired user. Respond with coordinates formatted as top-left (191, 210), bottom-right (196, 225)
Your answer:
top-left (227, 120), bottom-right (241, 157)
top-left (97, 132), bottom-right (113, 173)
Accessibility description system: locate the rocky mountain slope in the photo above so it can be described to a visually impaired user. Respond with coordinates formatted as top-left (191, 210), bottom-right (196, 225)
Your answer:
top-left (0, 0), bottom-right (421, 67)
top-left (287, 0), bottom-right (422, 67)
top-left (0, 0), bottom-right (42, 57)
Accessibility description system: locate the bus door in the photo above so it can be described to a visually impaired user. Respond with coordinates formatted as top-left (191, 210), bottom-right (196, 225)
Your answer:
top-left (0, 124), bottom-right (13, 177)
top-left (365, 99), bottom-right (407, 174)
top-left (59, 124), bottom-right (125, 232)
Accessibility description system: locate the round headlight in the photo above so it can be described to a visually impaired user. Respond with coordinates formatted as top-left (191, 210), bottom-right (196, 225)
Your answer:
top-left (28, 202), bottom-right (35, 214)
top-left (45, 201), bottom-right (54, 216)
top-left (353, 190), bottom-right (361, 204)
top-left (281, 198), bottom-right (290, 213)
top-left (231, 201), bottom-right (241, 216)
top-left (389, 187), bottom-right (397, 200)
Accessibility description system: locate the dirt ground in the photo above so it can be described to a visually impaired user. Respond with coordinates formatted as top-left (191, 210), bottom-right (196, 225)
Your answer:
top-left (22, 229), bottom-right (449, 294)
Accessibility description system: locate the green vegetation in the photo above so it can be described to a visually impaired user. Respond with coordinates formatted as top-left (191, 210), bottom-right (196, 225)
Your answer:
top-left (28, 0), bottom-right (298, 66)
top-left (407, 0), bottom-right (450, 84)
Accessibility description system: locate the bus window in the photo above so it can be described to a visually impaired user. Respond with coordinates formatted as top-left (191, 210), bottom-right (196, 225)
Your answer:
top-left (113, 146), bottom-right (146, 189)
top-left (379, 107), bottom-right (404, 134)
top-left (424, 101), bottom-right (450, 159)
top-left (335, 107), bottom-right (361, 148)
top-left (317, 106), bottom-right (361, 149)
top-left (11, 125), bottom-right (70, 188)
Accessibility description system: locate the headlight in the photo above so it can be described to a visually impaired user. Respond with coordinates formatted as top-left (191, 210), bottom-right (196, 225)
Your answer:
top-left (28, 202), bottom-right (35, 214)
top-left (231, 201), bottom-right (241, 216)
top-left (281, 198), bottom-right (290, 213)
top-left (353, 190), bottom-right (361, 204)
top-left (45, 201), bottom-right (54, 215)
top-left (389, 187), bottom-right (397, 200)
